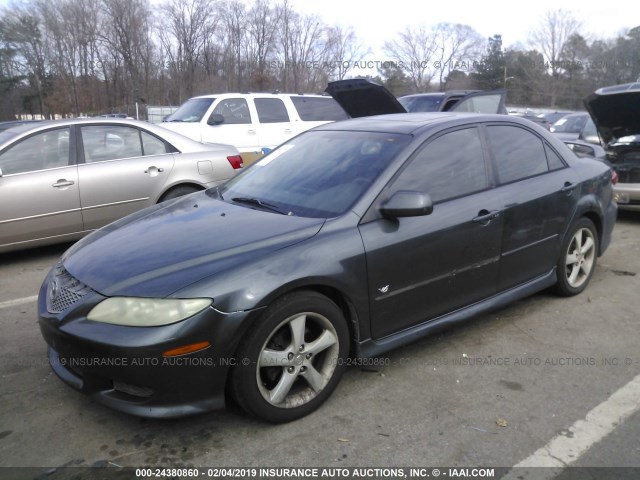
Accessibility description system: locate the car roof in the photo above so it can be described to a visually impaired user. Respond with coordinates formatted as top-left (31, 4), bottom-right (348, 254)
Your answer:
top-left (0, 118), bottom-right (147, 141)
top-left (191, 92), bottom-right (331, 100)
top-left (0, 117), bottom-right (237, 153)
top-left (313, 112), bottom-right (537, 136)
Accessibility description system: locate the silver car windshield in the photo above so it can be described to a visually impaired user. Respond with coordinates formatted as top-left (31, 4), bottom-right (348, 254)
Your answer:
top-left (218, 130), bottom-right (412, 218)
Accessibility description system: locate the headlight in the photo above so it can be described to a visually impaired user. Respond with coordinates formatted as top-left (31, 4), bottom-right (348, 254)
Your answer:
top-left (87, 297), bottom-right (213, 327)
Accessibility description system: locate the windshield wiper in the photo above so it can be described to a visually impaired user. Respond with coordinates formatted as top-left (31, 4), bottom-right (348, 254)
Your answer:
top-left (231, 197), bottom-right (292, 215)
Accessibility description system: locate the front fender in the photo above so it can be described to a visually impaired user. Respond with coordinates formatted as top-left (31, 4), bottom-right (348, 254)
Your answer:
top-left (173, 215), bottom-right (370, 333)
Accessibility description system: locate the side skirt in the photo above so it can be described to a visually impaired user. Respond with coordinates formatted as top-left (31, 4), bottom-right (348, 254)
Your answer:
top-left (357, 268), bottom-right (557, 359)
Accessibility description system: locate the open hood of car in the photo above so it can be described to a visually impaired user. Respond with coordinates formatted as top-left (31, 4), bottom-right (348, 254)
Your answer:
top-left (63, 192), bottom-right (325, 298)
top-left (584, 82), bottom-right (640, 145)
top-left (325, 79), bottom-right (407, 117)
top-left (326, 79), bottom-right (507, 118)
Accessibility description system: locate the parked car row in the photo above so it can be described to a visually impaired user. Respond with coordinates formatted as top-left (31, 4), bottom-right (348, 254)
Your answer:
top-left (36, 79), bottom-right (617, 422)
top-left (161, 92), bottom-right (348, 161)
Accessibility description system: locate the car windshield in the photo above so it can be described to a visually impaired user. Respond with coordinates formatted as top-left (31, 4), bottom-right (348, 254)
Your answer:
top-left (164, 98), bottom-right (214, 122)
top-left (217, 130), bottom-right (412, 218)
top-left (552, 114), bottom-right (587, 133)
top-left (399, 95), bottom-right (444, 112)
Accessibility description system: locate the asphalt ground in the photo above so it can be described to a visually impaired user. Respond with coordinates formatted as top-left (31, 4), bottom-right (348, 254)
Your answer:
top-left (0, 212), bottom-right (639, 479)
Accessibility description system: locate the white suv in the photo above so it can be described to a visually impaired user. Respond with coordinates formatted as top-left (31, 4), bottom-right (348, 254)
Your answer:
top-left (161, 93), bottom-right (347, 162)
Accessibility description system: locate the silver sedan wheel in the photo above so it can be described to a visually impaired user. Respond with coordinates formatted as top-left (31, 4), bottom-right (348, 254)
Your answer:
top-left (565, 227), bottom-right (596, 288)
top-left (256, 312), bottom-right (339, 409)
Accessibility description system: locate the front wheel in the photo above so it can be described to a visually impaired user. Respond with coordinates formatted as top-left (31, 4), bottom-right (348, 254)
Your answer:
top-left (230, 291), bottom-right (349, 423)
top-left (553, 218), bottom-right (598, 296)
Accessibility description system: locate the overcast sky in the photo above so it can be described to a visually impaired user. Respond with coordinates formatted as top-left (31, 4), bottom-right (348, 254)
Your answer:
top-left (1, 0), bottom-right (638, 55)
top-left (289, 0), bottom-right (639, 52)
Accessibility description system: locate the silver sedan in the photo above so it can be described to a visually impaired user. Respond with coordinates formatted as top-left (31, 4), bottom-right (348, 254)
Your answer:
top-left (0, 118), bottom-right (243, 253)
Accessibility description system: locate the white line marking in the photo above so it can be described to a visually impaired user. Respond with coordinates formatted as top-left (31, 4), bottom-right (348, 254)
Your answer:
top-left (0, 295), bottom-right (38, 309)
top-left (503, 373), bottom-right (640, 479)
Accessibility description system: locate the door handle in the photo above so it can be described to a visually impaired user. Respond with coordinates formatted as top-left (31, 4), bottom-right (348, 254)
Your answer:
top-left (52, 179), bottom-right (74, 188)
top-left (561, 182), bottom-right (577, 194)
top-left (473, 209), bottom-right (501, 224)
top-left (284, 129), bottom-right (292, 134)
top-left (247, 130), bottom-right (257, 135)
top-left (145, 167), bottom-right (164, 174)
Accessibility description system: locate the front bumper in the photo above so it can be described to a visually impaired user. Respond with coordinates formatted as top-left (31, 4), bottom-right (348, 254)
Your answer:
top-left (38, 273), bottom-right (263, 418)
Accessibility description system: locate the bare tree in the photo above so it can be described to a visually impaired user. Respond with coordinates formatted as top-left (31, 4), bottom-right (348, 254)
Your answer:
top-left (0, 12), bottom-right (24, 119)
top-left (276, 3), bottom-right (328, 92)
top-left (220, 0), bottom-right (247, 91)
top-left (529, 9), bottom-right (582, 105)
top-left (432, 23), bottom-right (483, 90)
top-left (3, 1), bottom-right (50, 117)
top-left (100, 0), bottom-right (155, 106)
top-left (325, 25), bottom-right (369, 80)
top-left (245, 0), bottom-right (279, 90)
top-left (384, 26), bottom-right (438, 92)
top-left (158, 0), bottom-right (219, 100)
top-left (29, 0), bottom-right (106, 116)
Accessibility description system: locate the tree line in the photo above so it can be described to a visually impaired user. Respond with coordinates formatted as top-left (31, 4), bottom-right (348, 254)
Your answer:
top-left (1, 0), bottom-right (639, 120)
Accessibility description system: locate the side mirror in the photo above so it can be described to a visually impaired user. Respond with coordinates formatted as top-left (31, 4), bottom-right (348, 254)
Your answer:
top-left (380, 191), bottom-right (433, 218)
top-left (207, 114), bottom-right (225, 126)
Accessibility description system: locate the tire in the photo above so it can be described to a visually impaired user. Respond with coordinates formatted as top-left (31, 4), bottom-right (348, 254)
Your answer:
top-left (553, 218), bottom-right (598, 296)
top-left (159, 185), bottom-right (200, 202)
top-left (230, 291), bottom-right (350, 423)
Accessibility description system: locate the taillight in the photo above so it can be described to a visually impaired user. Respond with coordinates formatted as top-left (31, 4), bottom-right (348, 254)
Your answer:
top-left (611, 169), bottom-right (618, 185)
top-left (227, 155), bottom-right (244, 170)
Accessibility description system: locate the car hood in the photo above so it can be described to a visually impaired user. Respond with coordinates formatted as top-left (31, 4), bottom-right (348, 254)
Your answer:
top-left (325, 79), bottom-right (407, 118)
top-left (325, 79), bottom-right (506, 117)
top-left (63, 192), bottom-right (325, 298)
top-left (584, 83), bottom-right (640, 145)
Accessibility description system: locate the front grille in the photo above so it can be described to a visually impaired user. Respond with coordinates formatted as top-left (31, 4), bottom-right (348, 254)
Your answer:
top-left (615, 168), bottom-right (640, 183)
top-left (46, 264), bottom-right (94, 314)
top-left (613, 153), bottom-right (640, 183)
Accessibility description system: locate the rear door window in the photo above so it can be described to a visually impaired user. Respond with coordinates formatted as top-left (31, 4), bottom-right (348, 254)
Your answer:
top-left (487, 125), bottom-right (549, 184)
top-left (141, 131), bottom-right (168, 156)
top-left (255, 98), bottom-right (290, 123)
top-left (81, 125), bottom-right (143, 162)
top-left (544, 143), bottom-right (566, 171)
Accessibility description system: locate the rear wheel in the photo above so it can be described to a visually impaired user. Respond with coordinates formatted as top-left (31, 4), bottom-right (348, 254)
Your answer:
top-left (230, 291), bottom-right (349, 423)
top-left (554, 218), bottom-right (598, 296)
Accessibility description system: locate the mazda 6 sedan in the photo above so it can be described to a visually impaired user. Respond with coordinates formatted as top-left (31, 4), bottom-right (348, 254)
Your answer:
top-left (0, 118), bottom-right (243, 252)
top-left (38, 112), bottom-right (617, 422)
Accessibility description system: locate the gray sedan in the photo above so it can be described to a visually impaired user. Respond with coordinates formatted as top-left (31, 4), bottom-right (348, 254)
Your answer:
top-left (0, 118), bottom-right (243, 253)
